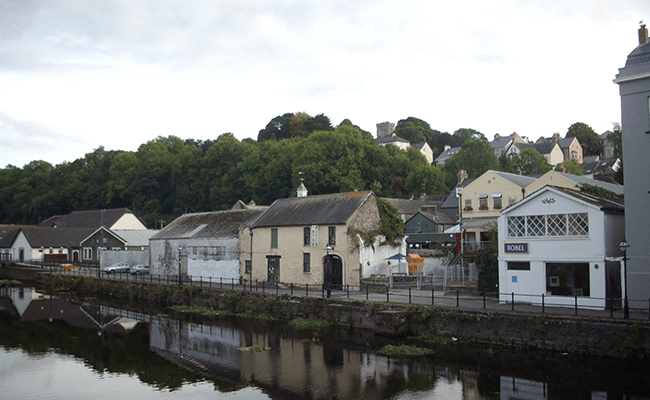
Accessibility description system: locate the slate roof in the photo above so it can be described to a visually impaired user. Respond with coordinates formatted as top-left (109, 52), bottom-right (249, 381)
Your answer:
top-left (412, 142), bottom-right (426, 150)
top-left (581, 158), bottom-right (620, 176)
top-left (385, 195), bottom-right (448, 216)
top-left (151, 209), bottom-right (266, 240)
top-left (0, 225), bottom-right (26, 248)
top-left (112, 229), bottom-right (159, 247)
top-left (559, 137), bottom-right (579, 150)
top-left (434, 146), bottom-right (461, 164)
top-left (554, 171), bottom-right (624, 195)
top-left (38, 208), bottom-right (139, 229)
top-left (505, 185), bottom-right (624, 214)
top-left (441, 178), bottom-right (476, 210)
top-left (533, 141), bottom-right (558, 155)
top-left (377, 135), bottom-right (410, 145)
top-left (490, 170), bottom-right (538, 188)
top-left (489, 135), bottom-right (514, 150)
top-left (20, 227), bottom-right (96, 247)
top-left (251, 191), bottom-right (373, 228)
top-left (419, 211), bottom-right (457, 225)
top-left (619, 33), bottom-right (650, 71)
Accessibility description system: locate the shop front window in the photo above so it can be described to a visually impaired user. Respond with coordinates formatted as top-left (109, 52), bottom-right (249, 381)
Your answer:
top-left (546, 262), bottom-right (590, 296)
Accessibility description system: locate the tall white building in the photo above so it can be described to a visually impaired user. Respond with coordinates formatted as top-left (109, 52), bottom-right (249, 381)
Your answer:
top-left (614, 24), bottom-right (650, 305)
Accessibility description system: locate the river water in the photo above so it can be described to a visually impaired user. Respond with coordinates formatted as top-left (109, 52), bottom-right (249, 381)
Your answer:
top-left (1, 286), bottom-right (649, 399)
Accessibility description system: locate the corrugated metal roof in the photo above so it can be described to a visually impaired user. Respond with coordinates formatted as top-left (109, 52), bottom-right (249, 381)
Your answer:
top-left (112, 229), bottom-right (159, 246)
top-left (252, 191), bottom-right (373, 227)
top-left (151, 209), bottom-right (267, 240)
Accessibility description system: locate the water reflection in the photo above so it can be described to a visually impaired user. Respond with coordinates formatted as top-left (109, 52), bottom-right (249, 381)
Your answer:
top-left (1, 286), bottom-right (650, 399)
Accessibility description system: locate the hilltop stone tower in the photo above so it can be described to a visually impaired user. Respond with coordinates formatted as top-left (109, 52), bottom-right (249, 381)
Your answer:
top-left (376, 122), bottom-right (395, 139)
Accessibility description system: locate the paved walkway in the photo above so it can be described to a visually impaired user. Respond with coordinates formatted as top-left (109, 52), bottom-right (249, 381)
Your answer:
top-left (30, 264), bottom-right (650, 321)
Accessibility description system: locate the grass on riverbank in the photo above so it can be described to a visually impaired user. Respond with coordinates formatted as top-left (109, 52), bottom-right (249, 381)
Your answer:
top-left (0, 279), bottom-right (22, 285)
top-left (379, 344), bottom-right (434, 356)
top-left (289, 318), bottom-right (336, 331)
top-left (414, 333), bottom-right (460, 346)
top-left (169, 304), bottom-right (278, 321)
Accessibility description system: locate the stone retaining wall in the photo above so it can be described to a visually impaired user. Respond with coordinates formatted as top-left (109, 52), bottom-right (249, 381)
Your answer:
top-left (30, 273), bottom-right (650, 359)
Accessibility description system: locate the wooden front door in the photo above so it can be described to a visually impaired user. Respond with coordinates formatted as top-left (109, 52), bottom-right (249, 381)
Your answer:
top-left (267, 257), bottom-right (280, 282)
top-left (324, 256), bottom-right (342, 290)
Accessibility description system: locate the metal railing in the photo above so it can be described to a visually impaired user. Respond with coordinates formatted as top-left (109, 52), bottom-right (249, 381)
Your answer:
top-left (29, 262), bottom-right (650, 321)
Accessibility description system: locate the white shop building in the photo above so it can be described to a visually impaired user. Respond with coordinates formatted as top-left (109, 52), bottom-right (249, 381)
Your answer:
top-left (498, 186), bottom-right (625, 310)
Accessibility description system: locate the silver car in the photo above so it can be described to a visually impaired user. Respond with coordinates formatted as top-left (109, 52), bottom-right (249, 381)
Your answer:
top-left (103, 262), bottom-right (130, 274)
top-left (130, 265), bottom-right (150, 275)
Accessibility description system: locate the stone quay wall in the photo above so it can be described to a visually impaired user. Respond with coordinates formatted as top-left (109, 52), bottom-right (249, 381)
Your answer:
top-left (16, 270), bottom-right (650, 359)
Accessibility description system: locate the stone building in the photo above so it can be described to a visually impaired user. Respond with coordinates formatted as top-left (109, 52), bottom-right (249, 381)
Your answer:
top-left (248, 190), bottom-right (402, 288)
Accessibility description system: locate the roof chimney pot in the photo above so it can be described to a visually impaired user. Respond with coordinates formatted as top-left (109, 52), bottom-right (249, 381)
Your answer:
top-left (640, 23), bottom-right (649, 45)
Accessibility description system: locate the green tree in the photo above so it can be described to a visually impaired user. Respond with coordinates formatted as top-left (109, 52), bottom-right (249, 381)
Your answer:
top-left (429, 131), bottom-right (458, 158)
top-left (405, 165), bottom-right (448, 196)
top-left (452, 128), bottom-right (486, 146)
top-left (257, 113), bottom-right (294, 141)
top-left (566, 122), bottom-right (602, 156)
top-left (555, 160), bottom-right (583, 175)
top-left (375, 197), bottom-right (405, 245)
top-left (498, 152), bottom-right (517, 174)
top-left (395, 117), bottom-right (437, 144)
top-left (608, 123), bottom-right (624, 184)
top-left (476, 223), bottom-right (498, 294)
top-left (514, 148), bottom-right (552, 175)
top-left (443, 139), bottom-right (498, 182)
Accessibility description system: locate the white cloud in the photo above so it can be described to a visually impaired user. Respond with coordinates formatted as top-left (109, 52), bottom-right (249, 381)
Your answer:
top-left (0, 0), bottom-right (647, 167)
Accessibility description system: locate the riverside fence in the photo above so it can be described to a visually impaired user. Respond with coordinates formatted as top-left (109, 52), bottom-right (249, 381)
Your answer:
top-left (19, 261), bottom-right (650, 321)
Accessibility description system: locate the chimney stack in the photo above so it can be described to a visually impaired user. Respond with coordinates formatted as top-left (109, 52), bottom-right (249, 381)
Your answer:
top-left (457, 169), bottom-right (468, 183)
top-left (640, 23), bottom-right (649, 45)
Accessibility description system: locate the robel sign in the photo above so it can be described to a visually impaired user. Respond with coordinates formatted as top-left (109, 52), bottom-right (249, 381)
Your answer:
top-left (505, 243), bottom-right (528, 253)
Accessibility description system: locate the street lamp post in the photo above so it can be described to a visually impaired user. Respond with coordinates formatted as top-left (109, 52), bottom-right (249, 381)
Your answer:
top-left (619, 240), bottom-right (630, 319)
top-left (325, 245), bottom-right (332, 298)
top-left (178, 245), bottom-right (183, 286)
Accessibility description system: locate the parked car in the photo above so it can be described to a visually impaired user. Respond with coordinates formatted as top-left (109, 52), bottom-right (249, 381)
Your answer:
top-left (103, 262), bottom-right (130, 274)
top-left (130, 265), bottom-right (150, 275)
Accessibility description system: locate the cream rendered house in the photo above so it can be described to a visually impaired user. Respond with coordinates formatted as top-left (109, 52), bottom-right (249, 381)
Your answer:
top-left (458, 170), bottom-right (536, 250)
top-left (412, 142), bottom-right (434, 165)
top-left (248, 190), bottom-right (387, 289)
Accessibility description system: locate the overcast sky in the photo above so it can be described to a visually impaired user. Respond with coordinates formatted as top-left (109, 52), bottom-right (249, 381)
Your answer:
top-left (1, 0), bottom-right (648, 168)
